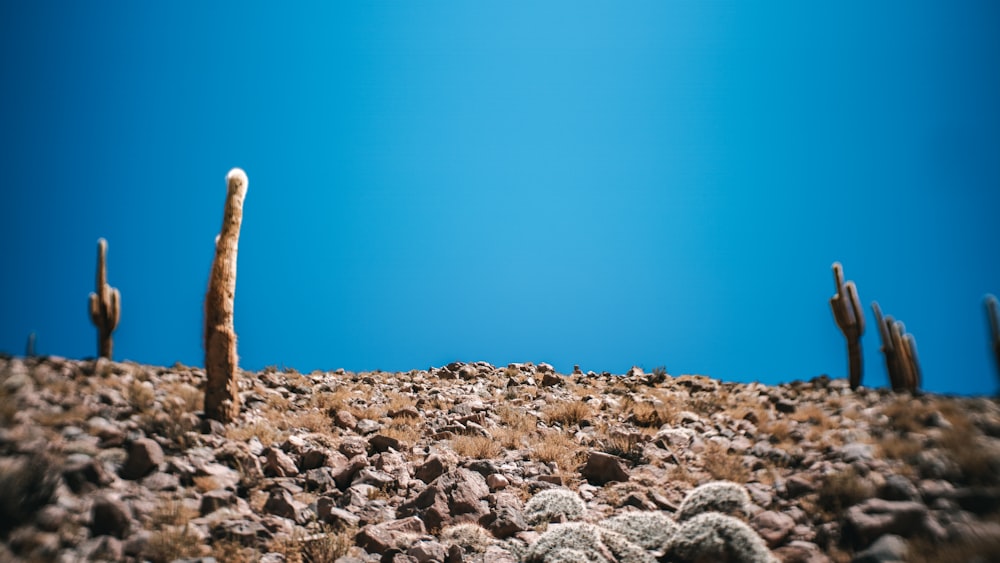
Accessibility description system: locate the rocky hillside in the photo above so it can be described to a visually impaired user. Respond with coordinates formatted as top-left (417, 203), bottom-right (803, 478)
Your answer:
top-left (1, 355), bottom-right (999, 562)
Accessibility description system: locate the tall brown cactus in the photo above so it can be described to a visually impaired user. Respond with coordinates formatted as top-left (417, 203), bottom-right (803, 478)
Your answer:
top-left (88, 238), bottom-right (121, 359)
top-left (829, 262), bottom-right (865, 389)
top-left (987, 294), bottom-right (1000, 385)
top-left (204, 168), bottom-right (248, 423)
top-left (872, 301), bottom-right (921, 393)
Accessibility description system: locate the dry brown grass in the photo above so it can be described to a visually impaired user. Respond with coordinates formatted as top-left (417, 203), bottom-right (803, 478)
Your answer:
top-left (815, 467), bottom-right (874, 517)
top-left (491, 426), bottom-right (529, 450)
top-left (877, 434), bottom-right (923, 462)
top-left (543, 400), bottom-right (592, 427)
top-left (145, 500), bottom-right (205, 563)
top-left (226, 418), bottom-right (287, 446)
top-left (760, 418), bottom-right (793, 444)
top-left (452, 435), bottom-right (502, 459)
top-left (379, 418), bottom-right (423, 448)
top-left (310, 387), bottom-right (353, 413)
top-left (701, 441), bottom-right (750, 483)
top-left (598, 431), bottom-right (645, 465)
top-left (498, 406), bottom-right (537, 432)
top-left (530, 431), bottom-right (585, 473)
top-left (625, 395), bottom-right (676, 428)
top-left (285, 409), bottom-right (334, 434)
top-left (881, 397), bottom-right (928, 434)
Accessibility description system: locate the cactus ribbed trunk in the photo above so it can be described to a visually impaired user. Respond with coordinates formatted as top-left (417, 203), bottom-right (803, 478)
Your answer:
top-left (873, 301), bottom-right (921, 393)
top-left (986, 295), bottom-right (999, 388)
top-left (88, 238), bottom-right (120, 360)
top-left (204, 168), bottom-right (247, 423)
top-left (829, 262), bottom-right (865, 390)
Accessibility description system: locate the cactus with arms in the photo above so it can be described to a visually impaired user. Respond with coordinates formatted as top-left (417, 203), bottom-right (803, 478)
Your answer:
top-left (204, 168), bottom-right (248, 422)
top-left (88, 238), bottom-right (120, 359)
top-left (829, 262), bottom-right (865, 389)
top-left (872, 301), bottom-right (921, 392)
top-left (987, 294), bottom-right (1000, 387)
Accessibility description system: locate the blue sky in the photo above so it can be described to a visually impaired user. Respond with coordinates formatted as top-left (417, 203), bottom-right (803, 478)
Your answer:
top-left (2, 2), bottom-right (998, 395)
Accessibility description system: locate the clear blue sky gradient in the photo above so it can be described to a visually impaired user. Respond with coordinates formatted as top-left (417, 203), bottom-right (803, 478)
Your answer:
top-left (2, 2), bottom-right (998, 394)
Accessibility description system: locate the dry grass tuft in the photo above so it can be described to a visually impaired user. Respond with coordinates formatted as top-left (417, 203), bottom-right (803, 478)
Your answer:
top-left (815, 467), bottom-right (874, 517)
top-left (145, 500), bottom-right (204, 563)
top-left (452, 435), bottom-right (502, 459)
top-left (626, 395), bottom-right (676, 428)
top-left (530, 431), bottom-right (585, 473)
top-left (701, 441), bottom-right (750, 483)
top-left (543, 400), bottom-right (592, 427)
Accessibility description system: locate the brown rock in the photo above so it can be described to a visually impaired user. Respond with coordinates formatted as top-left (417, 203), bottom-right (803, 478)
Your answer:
top-left (369, 434), bottom-right (402, 453)
top-left (357, 516), bottom-right (426, 555)
top-left (752, 510), bottom-right (796, 548)
top-left (400, 468), bottom-right (490, 530)
top-left (415, 454), bottom-right (447, 484)
top-left (580, 451), bottom-right (630, 485)
top-left (844, 498), bottom-right (928, 548)
top-left (119, 438), bottom-right (164, 480)
top-left (772, 540), bottom-right (831, 563)
top-left (333, 455), bottom-right (369, 490)
top-left (62, 453), bottom-right (113, 493)
top-left (263, 488), bottom-right (307, 523)
top-left (263, 447), bottom-right (299, 477)
top-left (90, 496), bottom-right (132, 539)
top-left (333, 409), bottom-right (358, 430)
top-left (200, 489), bottom-right (238, 516)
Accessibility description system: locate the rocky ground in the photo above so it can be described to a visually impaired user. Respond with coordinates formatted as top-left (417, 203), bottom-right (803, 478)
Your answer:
top-left (1, 355), bottom-right (1000, 562)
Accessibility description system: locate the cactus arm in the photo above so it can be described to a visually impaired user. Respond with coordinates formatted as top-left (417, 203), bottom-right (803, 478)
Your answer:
top-left (846, 281), bottom-right (865, 334)
top-left (830, 263), bottom-right (864, 389)
top-left (204, 168), bottom-right (248, 423)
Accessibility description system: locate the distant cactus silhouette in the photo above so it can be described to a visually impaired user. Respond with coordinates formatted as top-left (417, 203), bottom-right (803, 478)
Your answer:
top-left (829, 262), bottom-right (865, 389)
top-left (872, 301), bottom-right (921, 392)
top-left (204, 168), bottom-right (248, 422)
top-left (87, 238), bottom-right (120, 359)
top-left (987, 295), bottom-right (1000, 387)
top-left (25, 332), bottom-right (36, 357)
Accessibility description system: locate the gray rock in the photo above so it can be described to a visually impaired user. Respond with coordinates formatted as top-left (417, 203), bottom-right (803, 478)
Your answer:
top-left (211, 519), bottom-right (271, 547)
top-left (317, 497), bottom-right (361, 527)
top-left (879, 475), bottom-right (920, 502)
top-left (407, 540), bottom-right (448, 563)
top-left (851, 534), bottom-right (908, 563)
